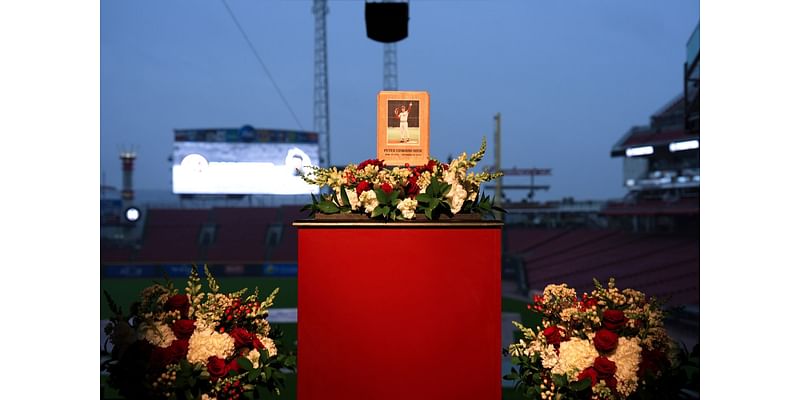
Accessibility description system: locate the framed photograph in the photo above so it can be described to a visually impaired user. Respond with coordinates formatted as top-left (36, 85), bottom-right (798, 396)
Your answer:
top-left (376, 91), bottom-right (430, 166)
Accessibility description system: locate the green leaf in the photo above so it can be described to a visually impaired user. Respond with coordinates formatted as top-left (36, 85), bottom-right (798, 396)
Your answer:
top-left (569, 378), bottom-right (591, 392)
top-left (374, 188), bottom-right (390, 204)
top-left (415, 193), bottom-right (432, 203)
top-left (237, 356), bottom-right (254, 371)
top-left (317, 200), bottom-right (340, 214)
top-left (248, 369), bottom-right (259, 381)
top-left (552, 374), bottom-right (568, 387)
top-left (424, 207), bottom-right (432, 220)
top-left (339, 186), bottom-right (350, 207)
top-left (430, 198), bottom-right (440, 210)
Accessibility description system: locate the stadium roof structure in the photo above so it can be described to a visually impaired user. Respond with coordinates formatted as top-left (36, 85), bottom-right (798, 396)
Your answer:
top-left (610, 95), bottom-right (699, 157)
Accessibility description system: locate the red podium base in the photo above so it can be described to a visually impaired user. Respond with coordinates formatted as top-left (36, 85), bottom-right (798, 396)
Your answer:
top-left (295, 220), bottom-right (502, 400)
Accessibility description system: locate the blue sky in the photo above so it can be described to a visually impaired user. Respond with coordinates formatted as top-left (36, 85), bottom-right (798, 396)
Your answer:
top-left (101, 0), bottom-right (699, 201)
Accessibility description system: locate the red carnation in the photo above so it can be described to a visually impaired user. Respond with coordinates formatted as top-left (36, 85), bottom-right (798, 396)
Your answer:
top-left (594, 329), bottom-right (619, 353)
top-left (576, 367), bottom-right (598, 386)
top-left (356, 180), bottom-right (372, 196)
top-left (206, 356), bottom-right (228, 380)
top-left (542, 326), bottom-right (562, 345)
top-left (593, 356), bottom-right (617, 379)
top-left (164, 294), bottom-right (190, 318)
top-left (602, 309), bottom-right (628, 331)
top-left (380, 182), bottom-right (393, 194)
top-left (171, 319), bottom-right (195, 340)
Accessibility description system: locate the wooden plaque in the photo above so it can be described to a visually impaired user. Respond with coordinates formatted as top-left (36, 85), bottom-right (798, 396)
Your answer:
top-left (377, 91), bottom-right (430, 166)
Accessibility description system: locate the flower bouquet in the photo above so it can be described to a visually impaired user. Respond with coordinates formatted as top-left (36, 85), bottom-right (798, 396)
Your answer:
top-left (299, 138), bottom-right (505, 220)
top-left (505, 278), bottom-right (698, 400)
top-left (102, 265), bottom-right (296, 400)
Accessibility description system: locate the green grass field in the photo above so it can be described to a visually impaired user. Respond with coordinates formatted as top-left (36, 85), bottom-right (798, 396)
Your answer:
top-left (100, 276), bottom-right (539, 399)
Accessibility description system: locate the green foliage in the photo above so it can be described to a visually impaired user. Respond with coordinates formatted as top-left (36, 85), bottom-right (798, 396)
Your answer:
top-left (415, 176), bottom-right (452, 219)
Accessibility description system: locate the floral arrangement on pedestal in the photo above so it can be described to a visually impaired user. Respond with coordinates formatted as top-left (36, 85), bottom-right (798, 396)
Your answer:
top-left (299, 138), bottom-right (505, 220)
top-left (504, 278), bottom-right (699, 400)
top-left (102, 265), bottom-right (296, 400)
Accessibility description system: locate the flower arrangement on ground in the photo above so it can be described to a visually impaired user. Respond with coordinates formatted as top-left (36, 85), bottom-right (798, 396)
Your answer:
top-left (300, 137), bottom-right (505, 220)
top-left (505, 278), bottom-right (698, 400)
top-left (102, 265), bottom-right (296, 400)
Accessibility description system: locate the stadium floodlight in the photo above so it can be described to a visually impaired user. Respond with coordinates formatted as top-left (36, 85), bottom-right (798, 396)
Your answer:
top-left (669, 140), bottom-right (700, 152)
top-left (625, 146), bottom-right (654, 157)
top-left (625, 179), bottom-right (635, 187)
top-left (124, 207), bottom-right (141, 223)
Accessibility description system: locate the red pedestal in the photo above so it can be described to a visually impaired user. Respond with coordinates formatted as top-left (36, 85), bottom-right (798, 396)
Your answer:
top-left (295, 220), bottom-right (502, 400)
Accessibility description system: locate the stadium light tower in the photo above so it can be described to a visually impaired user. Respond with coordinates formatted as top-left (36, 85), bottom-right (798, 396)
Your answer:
top-left (313, 0), bottom-right (331, 167)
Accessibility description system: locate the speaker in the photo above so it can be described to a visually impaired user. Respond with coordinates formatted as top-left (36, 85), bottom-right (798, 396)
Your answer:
top-left (365, 2), bottom-right (409, 43)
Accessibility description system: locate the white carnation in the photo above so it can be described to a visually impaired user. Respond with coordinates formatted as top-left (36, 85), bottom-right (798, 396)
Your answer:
top-left (396, 198), bottom-right (418, 219)
top-left (138, 322), bottom-right (176, 348)
top-left (259, 335), bottom-right (278, 357)
top-left (359, 190), bottom-right (379, 213)
top-left (187, 329), bottom-right (236, 365)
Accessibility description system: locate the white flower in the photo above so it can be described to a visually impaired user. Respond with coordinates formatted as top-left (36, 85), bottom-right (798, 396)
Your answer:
top-left (539, 344), bottom-right (560, 369)
top-left (247, 348), bottom-right (261, 369)
top-left (259, 335), bottom-right (278, 357)
top-left (551, 339), bottom-right (599, 381)
top-left (345, 188), bottom-right (360, 210)
top-left (608, 337), bottom-right (642, 397)
top-left (396, 198), bottom-right (418, 219)
top-left (359, 190), bottom-right (379, 213)
top-left (187, 329), bottom-right (236, 365)
top-left (138, 322), bottom-right (176, 348)
top-left (445, 182), bottom-right (468, 214)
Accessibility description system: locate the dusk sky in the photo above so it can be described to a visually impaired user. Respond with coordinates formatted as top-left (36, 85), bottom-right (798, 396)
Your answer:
top-left (101, 0), bottom-right (699, 201)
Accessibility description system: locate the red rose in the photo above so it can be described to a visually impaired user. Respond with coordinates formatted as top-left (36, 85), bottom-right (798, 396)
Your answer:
top-left (593, 356), bottom-right (617, 378)
top-left (357, 159), bottom-right (384, 170)
top-left (356, 180), bottom-right (372, 196)
top-left (406, 181), bottom-right (420, 199)
top-left (380, 182), bottom-right (393, 194)
top-left (576, 367), bottom-right (598, 386)
top-left (542, 326), bottom-right (562, 345)
top-left (171, 319), bottom-right (195, 340)
top-left (150, 346), bottom-right (177, 370)
top-left (207, 356), bottom-right (228, 380)
top-left (602, 309), bottom-right (628, 331)
top-left (594, 329), bottom-right (618, 353)
top-left (150, 339), bottom-right (188, 370)
top-left (582, 298), bottom-right (598, 310)
top-left (230, 327), bottom-right (256, 349)
top-left (227, 357), bottom-right (242, 374)
top-left (604, 376), bottom-right (618, 393)
top-left (638, 348), bottom-right (668, 377)
top-left (165, 294), bottom-right (190, 318)
top-left (253, 336), bottom-right (265, 350)
top-left (170, 339), bottom-right (189, 359)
